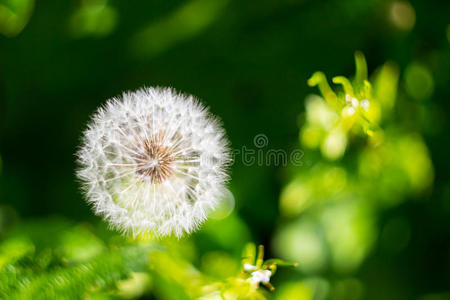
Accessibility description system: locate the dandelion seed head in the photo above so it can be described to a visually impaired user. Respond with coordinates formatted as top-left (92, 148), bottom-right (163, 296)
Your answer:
top-left (77, 87), bottom-right (230, 238)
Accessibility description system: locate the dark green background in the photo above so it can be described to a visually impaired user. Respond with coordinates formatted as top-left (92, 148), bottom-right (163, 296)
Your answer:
top-left (1, 0), bottom-right (449, 299)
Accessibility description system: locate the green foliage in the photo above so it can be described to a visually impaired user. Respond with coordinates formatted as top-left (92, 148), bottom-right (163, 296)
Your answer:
top-left (272, 53), bottom-right (434, 299)
top-left (303, 52), bottom-right (400, 160)
top-left (1, 0), bottom-right (448, 299)
top-left (0, 219), bottom-right (154, 299)
top-left (0, 0), bottom-right (34, 37)
top-left (0, 217), bottom-right (294, 299)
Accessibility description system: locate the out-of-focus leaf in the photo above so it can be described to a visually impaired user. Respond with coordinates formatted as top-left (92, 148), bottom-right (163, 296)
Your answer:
top-left (0, 0), bottom-right (34, 37)
top-left (130, 0), bottom-right (229, 58)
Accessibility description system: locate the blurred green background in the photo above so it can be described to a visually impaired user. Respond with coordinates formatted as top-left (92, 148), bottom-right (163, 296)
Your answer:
top-left (0, 0), bottom-right (449, 299)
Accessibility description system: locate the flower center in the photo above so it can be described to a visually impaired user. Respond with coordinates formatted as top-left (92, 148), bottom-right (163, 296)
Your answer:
top-left (135, 139), bottom-right (175, 184)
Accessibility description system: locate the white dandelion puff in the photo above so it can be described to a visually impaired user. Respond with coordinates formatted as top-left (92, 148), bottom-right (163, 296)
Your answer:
top-left (76, 87), bottom-right (231, 238)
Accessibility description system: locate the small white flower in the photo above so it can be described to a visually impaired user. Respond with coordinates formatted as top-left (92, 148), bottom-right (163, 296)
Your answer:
top-left (243, 263), bottom-right (257, 271)
top-left (342, 106), bottom-right (356, 117)
top-left (77, 87), bottom-right (230, 238)
top-left (360, 99), bottom-right (370, 111)
top-left (345, 94), bottom-right (359, 108)
top-left (249, 270), bottom-right (272, 285)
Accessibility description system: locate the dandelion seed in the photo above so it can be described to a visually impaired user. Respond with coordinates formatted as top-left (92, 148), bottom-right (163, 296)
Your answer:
top-left (77, 87), bottom-right (230, 238)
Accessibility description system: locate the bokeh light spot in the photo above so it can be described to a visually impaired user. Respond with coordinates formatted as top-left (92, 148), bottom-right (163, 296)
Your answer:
top-left (280, 180), bottom-right (312, 217)
top-left (320, 201), bottom-right (376, 273)
top-left (274, 282), bottom-right (314, 300)
top-left (117, 272), bottom-right (151, 299)
top-left (273, 219), bottom-right (326, 273)
top-left (321, 128), bottom-right (347, 160)
top-left (69, 0), bottom-right (118, 38)
top-left (404, 62), bottom-right (435, 101)
top-left (208, 189), bottom-right (235, 220)
top-left (389, 1), bottom-right (416, 31)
